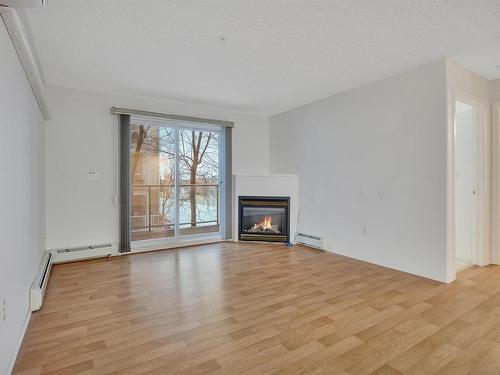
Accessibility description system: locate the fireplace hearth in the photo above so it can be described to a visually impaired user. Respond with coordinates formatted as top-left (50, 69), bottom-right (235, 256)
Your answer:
top-left (238, 196), bottom-right (290, 243)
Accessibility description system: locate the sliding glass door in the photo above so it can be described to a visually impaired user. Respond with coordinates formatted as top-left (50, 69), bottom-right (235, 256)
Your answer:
top-left (129, 117), bottom-right (224, 245)
top-left (178, 128), bottom-right (221, 236)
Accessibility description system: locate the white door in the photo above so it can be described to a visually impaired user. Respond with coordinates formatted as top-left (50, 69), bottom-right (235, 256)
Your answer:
top-left (454, 100), bottom-right (480, 271)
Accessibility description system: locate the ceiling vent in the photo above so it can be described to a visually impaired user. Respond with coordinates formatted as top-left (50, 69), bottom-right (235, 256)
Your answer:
top-left (0, 0), bottom-right (45, 7)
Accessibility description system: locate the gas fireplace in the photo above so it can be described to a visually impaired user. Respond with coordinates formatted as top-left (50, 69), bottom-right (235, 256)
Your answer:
top-left (238, 196), bottom-right (290, 243)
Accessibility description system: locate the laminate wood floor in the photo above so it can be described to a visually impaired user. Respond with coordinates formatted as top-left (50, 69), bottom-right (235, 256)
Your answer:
top-left (13, 242), bottom-right (500, 375)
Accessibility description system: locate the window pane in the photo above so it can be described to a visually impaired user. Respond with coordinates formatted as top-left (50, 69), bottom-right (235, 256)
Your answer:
top-left (130, 124), bottom-right (175, 241)
top-left (178, 129), bottom-right (220, 235)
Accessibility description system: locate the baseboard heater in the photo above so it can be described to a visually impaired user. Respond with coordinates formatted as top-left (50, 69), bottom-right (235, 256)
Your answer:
top-left (296, 232), bottom-right (326, 250)
top-left (54, 243), bottom-right (114, 263)
top-left (30, 251), bottom-right (54, 311)
top-left (56, 243), bottom-right (112, 253)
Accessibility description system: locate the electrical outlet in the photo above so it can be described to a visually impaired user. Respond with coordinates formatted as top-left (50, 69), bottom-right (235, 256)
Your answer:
top-left (362, 226), bottom-right (368, 235)
top-left (2, 298), bottom-right (6, 322)
top-left (88, 171), bottom-right (101, 180)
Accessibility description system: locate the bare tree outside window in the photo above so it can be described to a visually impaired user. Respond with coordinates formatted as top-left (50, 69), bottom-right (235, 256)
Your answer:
top-left (179, 129), bottom-right (219, 229)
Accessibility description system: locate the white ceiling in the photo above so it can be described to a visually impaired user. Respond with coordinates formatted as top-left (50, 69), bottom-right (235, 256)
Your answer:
top-left (454, 39), bottom-right (500, 80)
top-left (26, 0), bottom-right (500, 116)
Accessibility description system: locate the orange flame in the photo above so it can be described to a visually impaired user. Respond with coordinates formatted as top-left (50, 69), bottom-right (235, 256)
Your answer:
top-left (261, 216), bottom-right (272, 230)
top-left (250, 216), bottom-right (273, 231)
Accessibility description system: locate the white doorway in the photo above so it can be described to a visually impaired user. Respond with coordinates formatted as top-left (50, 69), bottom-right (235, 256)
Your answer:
top-left (454, 100), bottom-right (482, 272)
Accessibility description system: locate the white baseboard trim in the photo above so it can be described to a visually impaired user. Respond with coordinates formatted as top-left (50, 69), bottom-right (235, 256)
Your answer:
top-left (130, 237), bottom-right (225, 254)
top-left (7, 308), bottom-right (31, 375)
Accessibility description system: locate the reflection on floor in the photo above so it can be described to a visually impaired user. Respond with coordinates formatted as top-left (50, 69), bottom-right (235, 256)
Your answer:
top-left (13, 242), bottom-right (500, 374)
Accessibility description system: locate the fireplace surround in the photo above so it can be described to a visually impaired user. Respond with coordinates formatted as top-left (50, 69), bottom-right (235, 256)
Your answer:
top-left (238, 196), bottom-right (290, 243)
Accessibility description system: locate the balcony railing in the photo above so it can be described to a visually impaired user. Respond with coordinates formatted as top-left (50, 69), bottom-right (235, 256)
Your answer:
top-left (131, 183), bottom-right (219, 240)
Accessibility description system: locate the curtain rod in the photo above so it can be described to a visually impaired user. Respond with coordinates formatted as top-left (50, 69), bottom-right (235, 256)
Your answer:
top-left (111, 106), bottom-right (234, 128)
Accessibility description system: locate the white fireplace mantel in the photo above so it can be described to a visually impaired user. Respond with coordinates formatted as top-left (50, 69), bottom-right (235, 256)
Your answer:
top-left (232, 175), bottom-right (299, 243)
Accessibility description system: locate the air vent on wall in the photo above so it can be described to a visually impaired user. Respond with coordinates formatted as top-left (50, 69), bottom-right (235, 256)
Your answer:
top-left (297, 232), bottom-right (326, 250)
top-left (56, 243), bottom-right (113, 254)
top-left (53, 243), bottom-right (115, 263)
top-left (30, 251), bottom-right (53, 311)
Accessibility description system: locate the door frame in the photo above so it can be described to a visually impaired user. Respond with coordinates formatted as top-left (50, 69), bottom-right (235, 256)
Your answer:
top-left (448, 90), bottom-right (491, 280)
top-left (130, 123), bottom-right (226, 252)
top-left (492, 101), bottom-right (500, 265)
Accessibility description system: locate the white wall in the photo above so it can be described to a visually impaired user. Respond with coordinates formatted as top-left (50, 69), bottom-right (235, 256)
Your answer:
top-left (45, 86), bottom-right (269, 249)
top-left (269, 60), bottom-right (448, 282)
top-left (0, 21), bottom-right (45, 373)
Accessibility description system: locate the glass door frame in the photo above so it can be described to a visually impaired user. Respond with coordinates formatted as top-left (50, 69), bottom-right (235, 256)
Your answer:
top-left (130, 119), bottom-right (225, 250)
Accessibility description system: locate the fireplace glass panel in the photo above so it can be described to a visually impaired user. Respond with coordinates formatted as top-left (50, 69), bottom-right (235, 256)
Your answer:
top-left (241, 206), bottom-right (287, 235)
